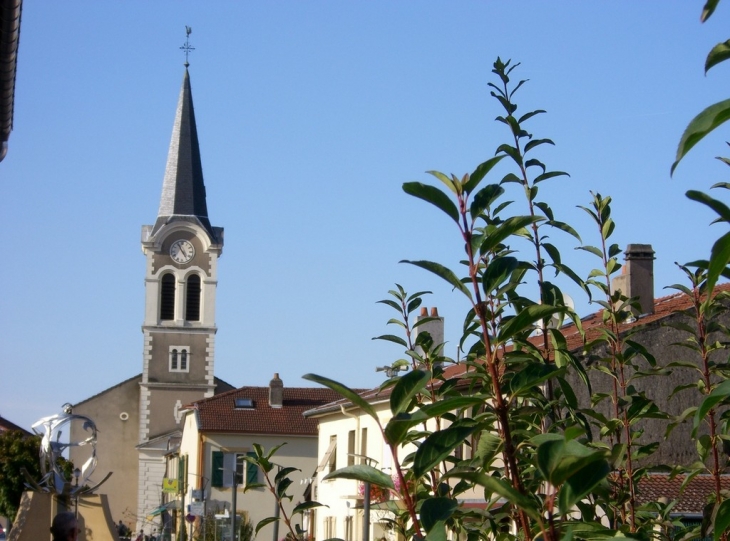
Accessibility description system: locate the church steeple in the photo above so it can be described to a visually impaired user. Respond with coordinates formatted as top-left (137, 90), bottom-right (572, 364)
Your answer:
top-left (151, 68), bottom-right (215, 241)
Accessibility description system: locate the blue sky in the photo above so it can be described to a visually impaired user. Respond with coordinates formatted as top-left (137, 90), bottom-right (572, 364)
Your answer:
top-left (2, 2), bottom-right (729, 431)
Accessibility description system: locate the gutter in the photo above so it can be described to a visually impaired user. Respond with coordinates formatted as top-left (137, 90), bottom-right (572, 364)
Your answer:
top-left (0, 0), bottom-right (21, 162)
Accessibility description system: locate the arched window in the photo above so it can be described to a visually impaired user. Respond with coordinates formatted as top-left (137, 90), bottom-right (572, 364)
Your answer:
top-left (160, 274), bottom-right (176, 320)
top-left (169, 346), bottom-right (189, 373)
top-left (185, 274), bottom-right (201, 321)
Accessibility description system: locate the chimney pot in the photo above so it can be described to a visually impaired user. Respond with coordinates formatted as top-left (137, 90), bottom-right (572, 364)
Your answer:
top-left (611, 244), bottom-right (655, 316)
top-left (419, 307), bottom-right (428, 316)
top-left (269, 373), bottom-right (283, 408)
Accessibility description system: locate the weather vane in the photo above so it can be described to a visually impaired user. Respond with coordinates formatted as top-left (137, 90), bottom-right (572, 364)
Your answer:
top-left (180, 26), bottom-right (194, 67)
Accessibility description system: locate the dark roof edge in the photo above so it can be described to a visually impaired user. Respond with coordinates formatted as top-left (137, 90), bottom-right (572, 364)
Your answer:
top-left (0, 0), bottom-right (22, 159)
top-left (73, 373), bottom-right (142, 407)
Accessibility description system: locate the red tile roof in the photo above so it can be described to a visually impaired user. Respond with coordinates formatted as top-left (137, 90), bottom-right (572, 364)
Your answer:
top-left (190, 386), bottom-right (344, 436)
top-left (637, 474), bottom-right (730, 514)
top-left (304, 283), bottom-right (730, 416)
top-left (0, 414), bottom-right (31, 436)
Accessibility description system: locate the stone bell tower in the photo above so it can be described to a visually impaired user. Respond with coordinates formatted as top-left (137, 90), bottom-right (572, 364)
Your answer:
top-left (137, 65), bottom-right (224, 523)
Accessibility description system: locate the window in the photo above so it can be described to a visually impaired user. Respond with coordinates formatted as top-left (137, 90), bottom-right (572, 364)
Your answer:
top-left (324, 517), bottom-right (336, 540)
top-left (347, 430), bottom-right (356, 466)
top-left (211, 450), bottom-right (258, 488)
top-left (234, 398), bottom-right (254, 409)
top-left (185, 274), bottom-right (201, 321)
top-left (160, 274), bottom-right (176, 320)
top-left (344, 516), bottom-right (353, 541)
top-left (170, 346), bottom-right (190, 373)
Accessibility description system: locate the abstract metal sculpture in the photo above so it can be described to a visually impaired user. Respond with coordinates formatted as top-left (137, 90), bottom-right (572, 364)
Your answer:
top-left (26, 404), bottom-right (111, 496)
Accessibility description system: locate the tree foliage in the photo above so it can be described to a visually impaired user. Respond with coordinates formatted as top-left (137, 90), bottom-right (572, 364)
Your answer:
top-left (0, 431), bottom-right (42, 523)
top-left (249, 6), bottom-right (730, 540)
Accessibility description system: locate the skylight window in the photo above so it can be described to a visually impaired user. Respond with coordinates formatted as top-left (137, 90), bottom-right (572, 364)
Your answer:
top-left (234, 398), bottom-right (254, 409)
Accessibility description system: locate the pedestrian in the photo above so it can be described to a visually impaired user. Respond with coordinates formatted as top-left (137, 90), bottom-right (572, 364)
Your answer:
top-left (135, 529), bottom-right (143, 541)
top-left (50, 512), bottom-right (78, 541)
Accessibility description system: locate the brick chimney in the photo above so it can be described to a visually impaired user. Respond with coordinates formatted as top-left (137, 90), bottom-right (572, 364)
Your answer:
top-left (611, 244), bottom-right (655, 316)
top-left (415, 307), bottom-right (444, 359)
top-left (269, 373), bottom-right (283, 408)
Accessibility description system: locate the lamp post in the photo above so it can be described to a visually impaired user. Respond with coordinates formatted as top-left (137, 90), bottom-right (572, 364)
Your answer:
top-left (73, 467), bottom-right (81, 518)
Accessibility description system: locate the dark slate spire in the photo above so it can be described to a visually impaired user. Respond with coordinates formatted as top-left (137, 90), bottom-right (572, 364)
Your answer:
top-left (152, 68), bottom-right (215, 239)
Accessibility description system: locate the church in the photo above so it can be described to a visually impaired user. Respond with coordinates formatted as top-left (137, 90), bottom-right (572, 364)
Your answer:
top-left (70, 63), bottom-right (234, 530)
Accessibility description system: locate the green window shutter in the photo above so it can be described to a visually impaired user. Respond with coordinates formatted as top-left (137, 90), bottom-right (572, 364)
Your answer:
top-left (212, 451), bottom-right (224, 487)
top-left (178, 455), bottom-right (186, 484)
top-left (246, 451), bottom-right (258, 486)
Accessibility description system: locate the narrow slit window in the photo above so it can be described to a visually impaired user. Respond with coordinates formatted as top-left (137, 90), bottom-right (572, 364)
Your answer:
top-left (160, 274), bottom-right (176, 320)
top-left (171, 349), bottom-right (178, 370)
top-left (186, 274), bottom-right (201, 321)
top-left (180, 350), bottom-right (187, 370)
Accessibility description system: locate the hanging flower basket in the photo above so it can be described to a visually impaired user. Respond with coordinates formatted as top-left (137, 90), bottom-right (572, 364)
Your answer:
top-left (357, 482), bottom-right (391, 503)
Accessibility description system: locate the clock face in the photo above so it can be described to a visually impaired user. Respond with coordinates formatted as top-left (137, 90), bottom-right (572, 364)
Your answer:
top-left (170, 240), bottom-right (195, 264)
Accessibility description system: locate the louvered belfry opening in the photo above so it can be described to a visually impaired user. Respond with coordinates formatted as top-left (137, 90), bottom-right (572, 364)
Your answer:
top-left (160, 274), bottom-right (176, 320)
top-left (186, 274), bottom-right (201, 321)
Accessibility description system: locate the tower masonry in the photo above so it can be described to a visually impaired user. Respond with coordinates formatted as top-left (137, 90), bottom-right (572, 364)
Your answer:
top-left (137, 67), bottom-right (224, 526)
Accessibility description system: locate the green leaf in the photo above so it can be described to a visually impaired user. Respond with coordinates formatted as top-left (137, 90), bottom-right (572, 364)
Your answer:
top-left (672, 98), bottom-right (730, 175)
top-left (420, 498), bottom-right (458, 533)
top-left (482, 256), bottom-right (519, 294)
top-left (577, 245), bottom-right (603, 258)
top-left (276, 477), bottom-right (293, 498)
top-left (400, 260), bottom-right (472, 299)
top-left (524, 138), bottom-right (554, 153)
top-left (706, 40), bottom-right (730, 73)
top-left (693, 379), bottom-right (730, 437)
top-left (403, 182), bottom-right (460, 223)
top-left (714, 499), bottom-right (730, 541)
top-left (534, 171), bottom-right (569, 183)
top-left (443, 470), bottom-right (541, 521)
top-left (255, 516), bottom-right (279, 536)
top-left (701, 0), bottom-right (720, 22)
top-left (322, 464), bottom-right (395, 489)
top-left (509, 363), bottom-right (561, 398)
top-left (377, 299), bottom-right (402, 312)
top-left (559, 460), bottom-right (610, 514)
top-left (470, 183), bottom-right (506, 220)
top-left (464, 155), bottom-right (505, 195)
top-left (275, 467), bottom-right (299, 484)
top-left (390, 369), bottom-right (429, 415)
top-left (426, 170), bottom-right (459, 194)
top-left (303, 374), bottom-right (379, 421)
top-left (384, 395), bottom-right (485, 445)
top-left (535, 437), bottom-right (608, 487)
top-left (372, 334), bottom-right (407, 347)
top-left (518, 109), bottom-right (545, 123)
top-left (292, 501), bottom-right (327, 514)
top-left (547, 220), bottom-right (581, 242)
top-left (686, 190), bottom-right (730, 223)
top-left (497, 304), bottom-right (561, 342)
top-left (475, 431), bottom-right (502, 463)
top-left (413, 422), bottom-right (479, 477)
top-left (480, 215), bottom-right (542, 254)
top-left (424, 522), bottom-right (447, 541)
top-left (557, 377), bottom-right (578, 409)
top-left (496, 143), bottom-right (522, 166)
top-left (707, 231), bottom-right (730, 294)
